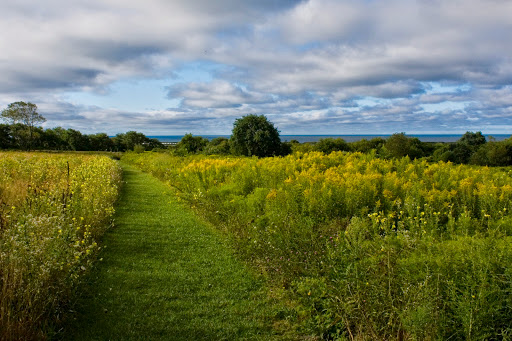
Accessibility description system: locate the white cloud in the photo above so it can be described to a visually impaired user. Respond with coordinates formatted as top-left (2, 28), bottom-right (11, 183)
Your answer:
top-left (1, 0), bottom-right (512, 134)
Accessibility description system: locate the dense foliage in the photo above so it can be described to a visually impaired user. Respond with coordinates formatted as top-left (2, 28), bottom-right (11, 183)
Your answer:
top-left (0, 124), bottom-right (163, 151)
top-left (230, 114), bottom-right (283, 157)
top-left (0, 103), bottom-right (163, 151)
top-left (0, 152), bottom-right (122, 340)
top-left (1, 102), bottom-right (46, 150)
top-left (124, 151), bottom-right (512, 339)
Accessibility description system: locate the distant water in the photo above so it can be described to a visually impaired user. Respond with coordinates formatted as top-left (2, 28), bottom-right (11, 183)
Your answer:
top-left (149, 134), bottom-right (511, 143)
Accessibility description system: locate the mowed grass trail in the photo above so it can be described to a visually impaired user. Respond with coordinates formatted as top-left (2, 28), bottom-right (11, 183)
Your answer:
top-left (65, 163), bottom-right (288, 340)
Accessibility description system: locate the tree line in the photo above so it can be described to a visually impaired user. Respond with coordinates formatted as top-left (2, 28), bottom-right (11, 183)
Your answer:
top-left (294, 131), bottom-right (512, 167)
top-left (2, 101), bottom-right (512, 166)
top-left (174, 116), bottom-right (512, 167)
top-left (1, 102), bottom-right (163, 151)
top-left (0, 123), bottom-right (163, 152)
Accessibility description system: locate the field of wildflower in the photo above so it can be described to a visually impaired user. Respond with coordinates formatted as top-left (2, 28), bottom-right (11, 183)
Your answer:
top-left (124, 151), bottom-right (512, 340)
top-left (0, 152), bottom-right (122, 340)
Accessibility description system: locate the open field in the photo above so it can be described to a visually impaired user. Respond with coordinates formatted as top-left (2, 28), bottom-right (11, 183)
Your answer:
top-left (124, 151), bottom-right (512, 340)
top-left (2, 149), bottom-right (512, 339)
top-left (0, 152), bottom-right (121, 340)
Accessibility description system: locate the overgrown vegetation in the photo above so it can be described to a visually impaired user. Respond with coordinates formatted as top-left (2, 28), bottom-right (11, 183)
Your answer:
top-left (124, 151), bottom-right (512, 339)
top-left (0, 152), bottom-right (122, 340)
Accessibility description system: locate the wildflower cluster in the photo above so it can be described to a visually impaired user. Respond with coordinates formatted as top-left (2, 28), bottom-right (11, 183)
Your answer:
top-left (0, 152), bottom-right (122, 340)
top-left (124, 151), bottom-right (512, 339)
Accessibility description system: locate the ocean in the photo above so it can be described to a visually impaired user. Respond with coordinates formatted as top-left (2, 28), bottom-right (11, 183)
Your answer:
top-left (149, 134), bottom-right (512, 143)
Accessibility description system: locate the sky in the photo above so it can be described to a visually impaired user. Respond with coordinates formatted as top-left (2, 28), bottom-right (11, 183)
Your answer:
top-left (1, 0), bottom-right (512, 135)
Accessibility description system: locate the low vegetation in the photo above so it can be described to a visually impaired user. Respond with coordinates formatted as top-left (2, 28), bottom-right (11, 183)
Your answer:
top-left (0, 152), bottom-right (122, 340)
top-left (124, 151), bottom-right (512, 339)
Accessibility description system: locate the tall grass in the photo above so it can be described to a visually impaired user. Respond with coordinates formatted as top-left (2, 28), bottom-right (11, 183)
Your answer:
top-left (0, 152), bottom-right (122, 340)
top-left (124, 151), bottom-right (512, 339)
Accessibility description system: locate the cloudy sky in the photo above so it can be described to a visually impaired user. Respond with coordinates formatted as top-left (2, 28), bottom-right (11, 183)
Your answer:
top-left (1, 0), bottom-right (511, 135)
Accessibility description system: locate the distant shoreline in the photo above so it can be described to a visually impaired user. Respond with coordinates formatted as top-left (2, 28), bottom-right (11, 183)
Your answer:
top-left (149, 134), bottom-right (511, 143)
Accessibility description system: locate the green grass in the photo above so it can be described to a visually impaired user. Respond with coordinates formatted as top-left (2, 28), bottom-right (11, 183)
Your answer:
top-left (63, 163), bottom-right (293, 340)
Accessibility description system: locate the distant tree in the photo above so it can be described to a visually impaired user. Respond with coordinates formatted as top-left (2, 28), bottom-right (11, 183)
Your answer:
top-left (291, 142), bottom-right (315, 153)
top-left (204, 137), bottom-right (231, 155)
top-left (432, 143), bottom-right (454, 162)
top-left (29, 126), bottom-right (45, 149)
top-left (351, 137), bottom-right (386, 154)
top-left (133, 144), bottom-right (146, 153)
top-left (146, 138), bottom-right (164, 150)
top-left (112, 131), bottom-right (163, 151)
top-left (0, 124), bottom-right (12, 149)
top-left (383, 133), bottom-right (424, 159)
top-left (230, 114), bottom-right (281, 157)
top-left (123, 131), bottom-right (148, 150)
top-left (459, 131), bottom-right (486, 147)
top-left (111, 134), bottom-right (124, 151)
top-left (470, 138), bottom-right (512, 166)
top-left (1, 102), bottom-right (46, 150)
top-left (89, 133), bottom-right (114, 151)
top-left (279, 141), bottom-right (293, 156)
top-left (6, 123), bottom-right (28, 149)
top-left (38, 128), bottom-right (63, 150)
top-left (452, 131), bottom-right (487, 164)
top-left (44, 127), bottom-right (69, 150)
top-left (64, 129), bottom-right (90, 151)
top-left (177, 133), bottom-right (209, 154)
top-left (313, 137), bottom-right (350, 154)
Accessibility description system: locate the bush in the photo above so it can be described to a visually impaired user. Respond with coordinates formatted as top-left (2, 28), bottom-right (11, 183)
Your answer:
top-left (313, 137), bottom-right (349, 154)
top-left (204, 137), bottom-right (231, 155)
top-left (133, 144), bottom-right (146, 153)
top-left (383, 132), bottom-right (424, 159)
top-left (230, 114), bottom-right (281, 157)
top-left (176, 133), bottom-right (209, 155)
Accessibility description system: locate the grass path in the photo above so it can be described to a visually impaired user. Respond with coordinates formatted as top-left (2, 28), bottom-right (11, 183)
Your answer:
top-left (65, 163), bottom-right (288, 340)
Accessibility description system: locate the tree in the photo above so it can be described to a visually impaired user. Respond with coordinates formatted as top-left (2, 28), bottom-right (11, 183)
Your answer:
top-left (1, 102), bottom-right (46, 150)
top-left (470, 138), bottom-right (512, 166)
top-left (432, 143), bottom-right (454, 162)
top-left (452, 131), bottom-right (486, 164)
top-left (112, 131), bottom-right (163, 151)
top-left (313, 137), bottom-right (350, 154)
top-left (176, 133), bottom-right (209, 154)
top-left (204, 137), bottom-right (231, 155)
top-left (230, 114), bottom-right (282, 157)
top-left (64, 129), bottom-right (90, 151)
top-left (383, 133), bottom-right (424, 159)
top-left (458, 131), bottom-right (486, 147)
top-left (38, 128), bottom-right (65, 150)
top-left (0, 124), bottom-right (12, 149)
top-left (351, 137), bottom-right (386, 154)
top-left (89, 133), bottom-right (114, 151)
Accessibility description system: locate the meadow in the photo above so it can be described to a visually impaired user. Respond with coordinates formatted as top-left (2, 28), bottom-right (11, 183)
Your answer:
top-left (0, 152), bottom-right (122, 340)
top-left (123, 151), bottom-right (512, 340)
